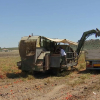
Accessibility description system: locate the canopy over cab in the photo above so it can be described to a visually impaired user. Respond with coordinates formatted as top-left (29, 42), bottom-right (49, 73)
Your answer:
top-left (19, 36), bottom-right (77, 58)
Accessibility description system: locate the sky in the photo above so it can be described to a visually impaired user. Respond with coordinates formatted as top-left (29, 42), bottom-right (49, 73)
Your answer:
top-left (0, 0), bottom-right (100, 48)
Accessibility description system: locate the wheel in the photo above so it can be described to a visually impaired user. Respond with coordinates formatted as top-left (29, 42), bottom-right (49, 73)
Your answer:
top-left (50, 68), bottom-right (61, 75)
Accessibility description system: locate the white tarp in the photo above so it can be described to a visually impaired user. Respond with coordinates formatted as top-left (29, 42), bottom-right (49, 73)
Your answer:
top-left (45, 37), bottom-right (78, 45)
top-left (21, 36), bottom-right (78, 45)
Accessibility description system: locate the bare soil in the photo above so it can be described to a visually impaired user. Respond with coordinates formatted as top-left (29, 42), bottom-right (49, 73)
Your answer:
top-left (0, 51), bottom-right (100, 100)
top-left (0, 71), bottom-right (100, 100)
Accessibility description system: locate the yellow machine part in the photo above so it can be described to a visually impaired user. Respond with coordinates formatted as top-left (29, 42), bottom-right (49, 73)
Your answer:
top-left (93, 64), bottom-right (100, 67)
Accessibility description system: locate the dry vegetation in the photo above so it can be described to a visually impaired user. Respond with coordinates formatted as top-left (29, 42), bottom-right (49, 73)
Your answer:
top-left (0, 56), bottom-right (20, 78)
top-left (0, 51), bottom-right (100, 100)
top-left (0, 51), bottom-right (35, 80)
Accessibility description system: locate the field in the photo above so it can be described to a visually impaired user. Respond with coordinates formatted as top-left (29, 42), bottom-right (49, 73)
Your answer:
top-left (0, 51), bottom-right (100, 100)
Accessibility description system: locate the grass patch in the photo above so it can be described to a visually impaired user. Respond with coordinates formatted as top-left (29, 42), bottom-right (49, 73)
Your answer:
top-left (67, 73), bottom-right (91, 87)
top-left (0, 56), bottom-right (21, 78)
top-left (68, 79), bottom-right (85, 87)
top-left (44, 78), bottom-right (51, 84)
top-left (57, 70), bottom-right (72, 77)
top-left (79, 73), bottom-right (91, 80)
top-left (27, 75), bottom-right (35, 80)
top-left (75, 52), bottom-right (86, 71)
top-left (78, 52), bottom-right (85, 63)
top-left (77, 63), bottom-right (86, 71)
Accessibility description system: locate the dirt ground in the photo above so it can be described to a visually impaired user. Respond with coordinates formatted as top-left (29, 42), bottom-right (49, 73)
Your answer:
top-left (0, 51), bottom-right (100, 100)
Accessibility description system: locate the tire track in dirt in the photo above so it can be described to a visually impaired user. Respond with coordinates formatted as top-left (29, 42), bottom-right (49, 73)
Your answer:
top-left (35, 84), bottom-right (66, 100)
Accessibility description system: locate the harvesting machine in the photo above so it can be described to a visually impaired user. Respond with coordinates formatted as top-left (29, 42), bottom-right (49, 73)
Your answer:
top-left (17, 28), bottom-right (100, 73)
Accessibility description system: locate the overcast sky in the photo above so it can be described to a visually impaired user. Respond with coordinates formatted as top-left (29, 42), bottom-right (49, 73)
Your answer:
top-left (0, 0), bottom-right (100, 48)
